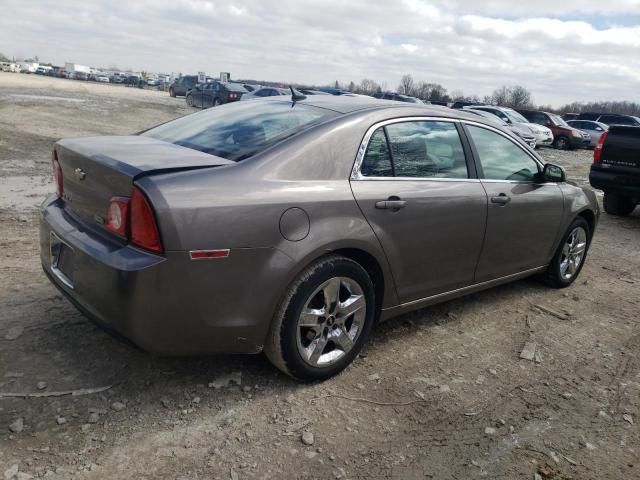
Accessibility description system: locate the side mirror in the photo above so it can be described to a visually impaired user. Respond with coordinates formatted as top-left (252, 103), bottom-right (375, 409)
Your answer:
top-left (542, 163), bottom-right (566, 183)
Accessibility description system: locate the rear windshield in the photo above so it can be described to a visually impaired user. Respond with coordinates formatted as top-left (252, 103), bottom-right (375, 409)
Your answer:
top-left (142, 100), bottom-right (339, 161)
top-left (223, 83), bottom-right (249, 93)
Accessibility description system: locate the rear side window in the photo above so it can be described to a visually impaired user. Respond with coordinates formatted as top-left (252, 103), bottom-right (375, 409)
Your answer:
top-left (359, 121), bottom-right (468, 179)
top-left (143, 101), bottom-right (339, 161)
top-left (467, 125), bottom-right (540, 182)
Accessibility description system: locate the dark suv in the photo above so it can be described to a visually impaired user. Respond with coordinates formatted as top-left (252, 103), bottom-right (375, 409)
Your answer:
top-left (518, 110), bottom-right (589, 150)
top-left (186, 81), bottom-right (247, 108)
top-left (577, 112), bottom-right (640, 127)
top-left (169, 76), bottom-right (198, 97)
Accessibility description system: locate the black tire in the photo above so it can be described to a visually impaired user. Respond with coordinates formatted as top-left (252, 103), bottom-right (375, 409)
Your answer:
top-left (169, 87), bottom-right (175, 97)
top-left (603, 192), bottom-right (636, 216)
top-left (264, 255), bottom-right (376, 382)
top-left (554, 136), bottom-right (570, 150)
top-left (543, 217), bottom-right (591, 288)
top-left (186, 95), bottom-right (193, 107)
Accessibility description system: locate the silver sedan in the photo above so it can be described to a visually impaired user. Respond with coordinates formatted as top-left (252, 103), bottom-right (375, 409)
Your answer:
top-left (40, 96), bottom-right (599, 381)
top-left (567, 120), bottom-right (609, 148)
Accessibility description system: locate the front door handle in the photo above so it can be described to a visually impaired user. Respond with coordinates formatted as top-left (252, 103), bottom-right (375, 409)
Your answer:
top-left (490, 194), bottom-right (511, 205)
top-left (375, 197), bottom-right (407, 210)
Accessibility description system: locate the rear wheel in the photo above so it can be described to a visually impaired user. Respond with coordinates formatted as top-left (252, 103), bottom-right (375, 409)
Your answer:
top-left (169, 87), bottom-right (175, 97)
top-left (543, 217), bottom-right (590, 288)
top-left (555, 136), bottom-right (570, 150)
top-left (603, 192), bottom-right (636, 216)
top-left (264, 255), bottom-right (376, 382)
top-left (186, 95), bottom-right (193, 107)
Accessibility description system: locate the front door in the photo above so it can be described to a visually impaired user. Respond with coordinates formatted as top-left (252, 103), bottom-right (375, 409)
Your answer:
top-left (464, 124), bottom-right (564, 281)
top-left (350, 119), bottom-right (488, 303)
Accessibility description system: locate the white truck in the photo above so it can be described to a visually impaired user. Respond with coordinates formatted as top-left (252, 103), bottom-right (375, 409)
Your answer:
top-left (64, 63), bottom-right (91, 79)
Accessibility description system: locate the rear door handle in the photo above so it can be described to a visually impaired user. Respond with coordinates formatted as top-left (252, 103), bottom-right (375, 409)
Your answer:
top-left (375, 199), bottom-right (407, 210)
top-left (490, 194), bottom-right (511, 205)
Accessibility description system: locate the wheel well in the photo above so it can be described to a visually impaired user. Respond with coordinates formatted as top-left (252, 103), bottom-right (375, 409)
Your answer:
top-left (578, 209), bottom-right (596, 239)
top-left (333, 248), bottom-right (385, 320)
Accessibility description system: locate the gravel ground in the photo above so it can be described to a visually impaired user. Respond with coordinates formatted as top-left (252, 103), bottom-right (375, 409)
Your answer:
top-left (1, 72), bottom-right (639, 480)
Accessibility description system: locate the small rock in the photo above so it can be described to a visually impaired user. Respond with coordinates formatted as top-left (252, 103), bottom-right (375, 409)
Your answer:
top-left (488, 369), bottom-right (498, 376)
top-left (4, 465), bottom-right (19, 480)
top-left (230, 470), bottom-right (239, 480)
top-left (81, 424), bottom-right (91, 432)
top-left (623, 414), bottom-right (634, 425)
top-left (301, 431), bottom-right (315, 446)
top-left (56, 417), bottom-right (67, 425)
top-left (439, 384), bottom-right (450, 393)
top-left (520, 342), bottom-right (537, 361)
top-left (87, 412), bottom-right (100, 424)
top-left (16, 473), bottom-right (33, 480)
top-left (534, 473), bottom-right (543, 480)
top-left (484, 427), bottom-right (496, 435)
top-left (110, 402), bottom-right (126, 412)
top-left (305, 450), bottom-right (318, 459)
top-left (549, 451), bottom-right (560, 464)
top-left (160, 397), bottom-right (171, 409)
top-left (585, 442), bottom-right (596, 451)
top-left (598, 410), bottom-right (611, 420)
top-left (367, 373), bottom-right (380, 381)
top-left (192, 396), bottom-right (201, 404)
top-left (4, 326), bottom-right (24, 341)
top-left (561, 392), bottom-right (573, 399)
top-left (356, 383), bottom-right (365, 390)
top-left (209, 371), bottom-right (242, 389)
top-left (36, 381), bottom-right (48, 390)
top-left (242, 386), bottom-right (252, 393)
top-left (9, 418), bottom-right (24, 433)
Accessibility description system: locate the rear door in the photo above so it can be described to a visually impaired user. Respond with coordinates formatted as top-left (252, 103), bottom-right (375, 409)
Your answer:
top-left (350, 119), bottom-right (488, 303)
top-left (464, 123), bottom-right (564, 281)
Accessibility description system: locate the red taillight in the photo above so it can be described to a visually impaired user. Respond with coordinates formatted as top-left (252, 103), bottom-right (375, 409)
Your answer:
top-left (52, 150), bottom-right (63, 197)
top-left (593, 131), bottom-right (608, 164)
top-left (106, 197), bottom-right (130, 237)
top-left (130, 187), bottom-right (163, 253)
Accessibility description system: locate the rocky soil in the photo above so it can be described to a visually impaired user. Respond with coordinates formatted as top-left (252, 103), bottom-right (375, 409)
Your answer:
top-left (1, 72), bottom-right (639, 479)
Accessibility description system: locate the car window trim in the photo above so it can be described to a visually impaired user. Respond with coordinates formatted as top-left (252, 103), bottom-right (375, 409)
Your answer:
top-left (351, 116), bottom-right (478, 182)
top-left (460, 120), bottom-right (547, 185)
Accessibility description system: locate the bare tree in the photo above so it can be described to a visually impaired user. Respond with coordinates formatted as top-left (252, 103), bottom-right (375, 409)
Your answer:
top-left (509, 85), bottom-right (532, 109)
top-left (398, 74), bottom-right (415, 96)
top-left (357, 78), bottom-right (380, 96)
top-left (491, 86), bottom-right (511, 106)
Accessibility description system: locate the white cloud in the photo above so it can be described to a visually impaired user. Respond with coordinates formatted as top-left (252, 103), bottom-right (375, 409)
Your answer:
top-left (1, 0), bottom-right (640, 105)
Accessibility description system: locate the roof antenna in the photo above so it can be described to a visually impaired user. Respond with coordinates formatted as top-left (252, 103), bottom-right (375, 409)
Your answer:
top-left (290, 86), bottom-right (306, 103)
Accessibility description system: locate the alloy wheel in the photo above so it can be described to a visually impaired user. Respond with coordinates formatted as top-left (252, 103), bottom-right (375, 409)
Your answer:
top-left (559, 226), bottom-right (587, 280)
top-left (296, 277), bottom-right (366, 367)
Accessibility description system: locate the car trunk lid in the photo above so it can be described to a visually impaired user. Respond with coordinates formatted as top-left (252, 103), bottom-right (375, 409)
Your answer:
top-left (601, 126), bottom-right (640, 169)
top-left (55, 135), bottom-right (232, 231)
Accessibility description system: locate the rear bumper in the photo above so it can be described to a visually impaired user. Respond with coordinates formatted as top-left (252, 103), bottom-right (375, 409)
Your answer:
top-left (40, 195), bottom-right (294, 355)
top-left (589, 167), bottom-right (640, 198)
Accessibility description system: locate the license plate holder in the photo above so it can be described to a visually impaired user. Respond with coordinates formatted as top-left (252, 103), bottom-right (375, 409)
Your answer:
top-left (50, 233), bottom-right (74, 289)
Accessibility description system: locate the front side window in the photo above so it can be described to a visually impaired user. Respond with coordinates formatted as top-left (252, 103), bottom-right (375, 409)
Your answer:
top-left (359, 121), bottom-right (468, 179)
top-left (467, 125), bottom-right (540, 182)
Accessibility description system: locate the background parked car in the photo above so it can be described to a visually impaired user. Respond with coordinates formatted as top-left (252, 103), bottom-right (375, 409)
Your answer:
top-left (566, 120), bottom-right (609, 148)
top-left (577, 112), bottom-right (640, 126)
top-left (462, 107), bottom-right (537, 148)
top-left (318, 87), bottom-right (352, 95)
top-left (466, 105), bottom-right (554, 148)
top-left (241, 87), bottom-right (289, 100)
top-left (298, 89), bottom-right (331, 95)
top-left (186, 81), bottom-right (247, 108)
top-left (96, 74), bottom-right (110, 83)
top-left (169, 75), bottom-right (198, 97)
top-left (518, 110), bottom-right (590, 150)
top-left (372, 92), bottom-right (421, 103)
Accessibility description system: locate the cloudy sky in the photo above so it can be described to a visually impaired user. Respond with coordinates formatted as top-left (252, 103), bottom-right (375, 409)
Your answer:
top-left (1, 0), bottom-right (640, 105)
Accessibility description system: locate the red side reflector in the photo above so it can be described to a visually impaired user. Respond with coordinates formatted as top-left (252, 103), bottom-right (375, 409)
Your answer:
top-left (130, 187), bottom-right (163, 253)
top-left (189, 249), bottom-right (230, 260)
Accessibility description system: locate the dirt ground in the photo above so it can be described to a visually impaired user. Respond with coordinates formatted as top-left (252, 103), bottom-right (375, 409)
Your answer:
top-left (1, 72), bottom-right (638, 480)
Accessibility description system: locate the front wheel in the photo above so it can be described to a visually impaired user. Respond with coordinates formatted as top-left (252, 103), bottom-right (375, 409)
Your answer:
top-left (186, 95), bottom-right (193, 107)
top-left (555, 136), bottom-right (570, 150)
top-left (169, 88), bottom-right (175, 97)
top-left (603, 192), bottom-right (636, 216)
top-left (543, 217), bottom-right (590, 288)
top-left (264, 255), bottom-right (376, 382)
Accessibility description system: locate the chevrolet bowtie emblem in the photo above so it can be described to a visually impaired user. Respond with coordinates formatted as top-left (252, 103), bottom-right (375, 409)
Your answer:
top-left (74, 168), bottom-right (86, 181)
